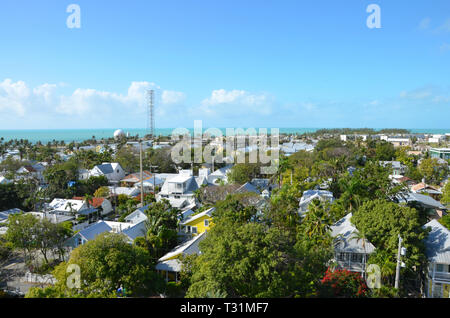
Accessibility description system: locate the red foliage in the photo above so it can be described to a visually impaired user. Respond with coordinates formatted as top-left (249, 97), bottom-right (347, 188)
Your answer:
top-left (320, 267), bottom-right (368, 298)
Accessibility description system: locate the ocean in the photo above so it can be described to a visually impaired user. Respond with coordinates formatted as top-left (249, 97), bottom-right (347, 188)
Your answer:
top-left (0, 128), bottom-right (448, 144)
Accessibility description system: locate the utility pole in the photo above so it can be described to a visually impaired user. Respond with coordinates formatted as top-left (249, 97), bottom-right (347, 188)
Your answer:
top-left (395, 234), bottom-right (403, 289)
top-left (140, 141), bottom-right (144, 207)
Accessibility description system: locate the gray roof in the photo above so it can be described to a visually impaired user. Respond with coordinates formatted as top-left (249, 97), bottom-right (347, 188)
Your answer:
top-left (400, 192), bottom-right (446, 210)
top-left (331, 213), bottom-right (376, 254)
top-left (95, 163), bottom-right (114, 174)
top-left (155, 259), bottom-right (182, 272)
top-left (122, 221), bottom-right (147, 241)
top-left (235, 182), bottom-right (261, 194)
top-left (159, 231), bottom-right (207, 262)
top-left (77, 207), bottom-right (99, 216)
top-left (424, 220), bottom-right (450, 264)
top-left (0, 208), bottom-right (23, 222)
top-left (78, 221), bottom-right (112, 241)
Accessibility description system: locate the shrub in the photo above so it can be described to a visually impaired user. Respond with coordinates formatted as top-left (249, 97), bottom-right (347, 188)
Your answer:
top-left (319, 267), bottom-right (368, 298)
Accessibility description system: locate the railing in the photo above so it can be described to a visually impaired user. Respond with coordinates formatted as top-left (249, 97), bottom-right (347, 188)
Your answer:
top-left (336, 261), bottom-right (365, 273)
top-left (434, 272), bottom-right (450, 282)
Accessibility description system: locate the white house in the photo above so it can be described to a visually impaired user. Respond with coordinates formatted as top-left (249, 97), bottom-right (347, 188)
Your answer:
top-left (298, 190), bottom-right (334, 215)
top-left (155, 231), bottom-right (207, 282)
top-left (72, 197), bottom-right (113, 216)
top-left (157, 170), bottom-right (206, 209)
top-left (107, 186), bottom-right (140, 198)
top-left (87, 163), bottom-right (126, 183)
top-left (16, 163), bottom-right (47, 184)
top-left (207, 165), bottom-right (233, 185)
top-left (424, 220), bottom-right (450, 298)
top-left (331, 213), bottom-right (376, 276)
top-left (379, 161), bottom-right (407, 176)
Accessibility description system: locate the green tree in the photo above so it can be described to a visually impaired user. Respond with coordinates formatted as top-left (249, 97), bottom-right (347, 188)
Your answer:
top-left (227, 163), bottom-right (260, 184)
top-left (418, 158), bottom-right (448, 185)
top-left (25, 233), bottom-right (165, 298)
top-left (351, 199), bottom-right (429, 291)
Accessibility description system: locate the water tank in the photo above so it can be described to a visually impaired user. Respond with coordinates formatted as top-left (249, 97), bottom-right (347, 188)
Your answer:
top-left (114, 129), bottom-right (125, 139)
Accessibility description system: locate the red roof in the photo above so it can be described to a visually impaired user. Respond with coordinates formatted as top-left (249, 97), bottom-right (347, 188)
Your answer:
top-left (72, 197), bottom-right (105, 208)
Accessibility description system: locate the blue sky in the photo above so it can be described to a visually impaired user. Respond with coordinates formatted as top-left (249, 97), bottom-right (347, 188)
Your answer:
top-left (0, 0), bottom-right (449, 129)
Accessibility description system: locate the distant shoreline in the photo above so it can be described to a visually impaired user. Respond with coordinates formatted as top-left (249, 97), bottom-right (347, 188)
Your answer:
top-left (0, 128), bottom-right (448, 144)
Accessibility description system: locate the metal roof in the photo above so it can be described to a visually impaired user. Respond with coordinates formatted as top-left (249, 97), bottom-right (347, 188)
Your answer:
top-left (155, 259), bottom-right (182, 272)
top-left (331, 213), bottom-right (376, 254)
top-left (424, 220), bottom-right (450, 264)
top-left (180, 207), bottom-right (215, 226)
top-left (78, 221), bottom-right (112, 241)
top-left (158, 231), bottom-right (207, 262)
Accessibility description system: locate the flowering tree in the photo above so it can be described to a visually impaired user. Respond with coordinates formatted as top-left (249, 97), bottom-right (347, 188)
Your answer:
top-left (319, 267), bottom-right (368, 298)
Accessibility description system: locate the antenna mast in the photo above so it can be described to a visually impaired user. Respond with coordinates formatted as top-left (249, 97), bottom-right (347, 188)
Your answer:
top-left (146, 89), bottom-right (155, 139)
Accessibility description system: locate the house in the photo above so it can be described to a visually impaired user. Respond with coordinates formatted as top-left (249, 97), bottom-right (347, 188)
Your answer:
top-left (430, 148), bottom-right (450, 161)
top-left (411, 182), bottom-right (442, 201)
top-left (331, 213), bottom-right (376, 276)
top-left (207, 165), bottom-right (233, 185)
top-left (423, 220), bottom-right (450, 298)
top-left (124, 205), bottom-right (149, 224)
top-left (155, 231), bottom-right (207, 282)
top-left (48, 198), bottom-right (88, 215)
top-left (381, 136), bottom-right (411, 147)
top-left (26, 212), bottom-right (74, 224)
top-left (66, 220), bottom-right (147, 248)
top-left (72, 197), bottom-right (113, 216)
top-left (392, 176), bottom-right (416, 187)
top-left (107, 186), bottom-right (140, 198)
top-left (234, 182), bottom-right (261, 195)
top-left (88, 163), bottom-right (126, 183)
top-left (179, 207), bottom-right (214, 236)
top-left (0, 208), bottom-right (23, 224)
top-left (379, 161), bottom-right (407, 176)
top-left (121, 171), bottom-right (153, 187)
top-left (298, 190), bottom-right (334, 215)
top-left (47, 198), bottom-right (99, 220)
top-left (157, 170), bottom-right (206, 209)
top-left (397, 192), bottom-right (447, 220)
top-left (142, 176), bottom-right (165, 191)
top-left (16, 163), bottom-right (47, 184)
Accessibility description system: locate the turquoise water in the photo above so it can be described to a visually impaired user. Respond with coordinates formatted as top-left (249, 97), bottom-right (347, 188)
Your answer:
top-left (0, 128), bottom-right (448, 144)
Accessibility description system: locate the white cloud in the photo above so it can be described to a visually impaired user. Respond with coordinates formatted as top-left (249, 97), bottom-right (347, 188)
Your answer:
top-left (161, 90), bottom-right (186, 104)
top-left (0, 79), bottom-right (30, 116)
top-left (0, 79), bottom-right (180, 126)
top-left (199, 89), bottom-right (273, 116)
top-left (400, 87), bottom-right (433, 100)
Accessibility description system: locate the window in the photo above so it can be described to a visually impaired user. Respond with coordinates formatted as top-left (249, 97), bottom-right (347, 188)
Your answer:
top-left (191, 227), bottom-right (198, 234)
top-left (204, 219), bottom-right (209, 227)
top-left (436, 264), bottom-right (444, 272)
top-left (185, 226), bottom-right (191, 233)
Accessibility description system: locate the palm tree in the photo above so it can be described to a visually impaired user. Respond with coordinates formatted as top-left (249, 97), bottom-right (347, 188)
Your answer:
top-left (351, 230), bottom-right (369, 278)
top-left (83, 194), bottom-right (94, 222)
top-left (303, 199), bottom-right (332, 241)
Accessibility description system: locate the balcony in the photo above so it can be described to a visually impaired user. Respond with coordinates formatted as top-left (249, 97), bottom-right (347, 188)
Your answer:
top-left (433, 271), bottom-right (450, 282)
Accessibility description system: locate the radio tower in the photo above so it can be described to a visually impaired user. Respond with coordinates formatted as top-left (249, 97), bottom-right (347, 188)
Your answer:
top-left (146, 89), bottom-right (155, 139)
